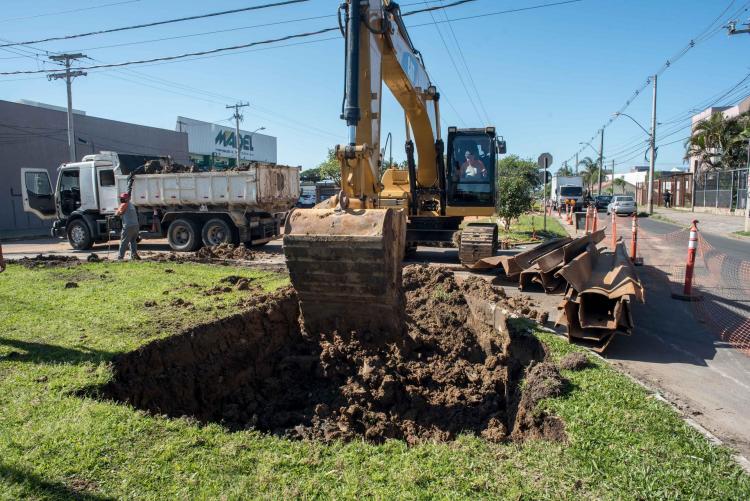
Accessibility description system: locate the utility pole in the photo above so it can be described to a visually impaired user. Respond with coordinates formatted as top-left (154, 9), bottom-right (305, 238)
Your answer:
top-left (226, 102), bottom-right (249, 168)
top-left (725, 24), bottom-right (750, 229)
top-left (48, 53), bottom-right (86, 163)
top-left (611, 159), bottom-right (615, 193)
top-left (575, 152), bottom-right (578, 174)
top-left (647, 75), bottom-right (658, 214)
top-left (598, 128), bottom-right (604, 196)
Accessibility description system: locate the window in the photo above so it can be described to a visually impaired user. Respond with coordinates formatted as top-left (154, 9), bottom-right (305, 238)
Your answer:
top-left (99, 169), bottom-right (115, 186)
top-left (448, 135), bottom-right (495, 206)
top-left (24, 171), bottom-right (52, 197)
top-left (560, 186), bottom-right (582, 197)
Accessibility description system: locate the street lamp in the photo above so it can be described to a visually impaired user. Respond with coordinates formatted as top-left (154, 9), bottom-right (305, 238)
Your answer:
top-left (247, 126), bottom-right (266, 161)
top-left (614, 111), bottom-right (657, 214)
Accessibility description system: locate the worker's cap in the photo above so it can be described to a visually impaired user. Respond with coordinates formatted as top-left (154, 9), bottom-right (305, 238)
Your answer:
top-left (119, 192), bottom-right (130, 201)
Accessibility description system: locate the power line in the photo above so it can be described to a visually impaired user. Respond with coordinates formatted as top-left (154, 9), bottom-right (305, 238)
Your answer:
top-left (0, 1), bottom-right (141, 24)
top-left (0, 28), bottom-right (340, 75)
top-left (0, 0), bottom-right (309, 48)
top-left (564, 0), bottom-right (750, 165)
top-left (421, 2), bottom-right (484, 123)
top-left (0, 0), bottom-right (583, 76)
top-left (437, 0), bottom-right (492, 125)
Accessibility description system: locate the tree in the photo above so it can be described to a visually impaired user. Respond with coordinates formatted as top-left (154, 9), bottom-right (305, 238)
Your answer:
top-left (496, 176), bottom-right (533, 231)
top-left (316, 148), bottom-right (342, 185)
top-left (685, 112), bottom-right (748, 175)
top-left (577, 156), bottom-right (600, 195)
top-left (497, 155), bottom-right (541, 189)
top-left (557, 163), bottom-right (574, 176)
top-left (300, 167), bottom-right (323, 183)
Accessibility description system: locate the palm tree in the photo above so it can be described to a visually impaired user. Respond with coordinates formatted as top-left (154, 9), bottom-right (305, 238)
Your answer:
top-left (613, 177), bottom-right (627, 194)
top-left (685, 112), bottom-right (747, 175)
top-left (577, 156), bottom-right (600, 195)
top-left (557, 163), bottom-right (573, 176)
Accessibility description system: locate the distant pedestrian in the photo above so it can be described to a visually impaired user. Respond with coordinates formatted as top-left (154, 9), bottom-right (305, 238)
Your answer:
top-left (116, 192), bottom-right (141, 261)
top-left (0, 241), bottom-right (5, 273)
top-left (663, 189), bottom-right (672, 208)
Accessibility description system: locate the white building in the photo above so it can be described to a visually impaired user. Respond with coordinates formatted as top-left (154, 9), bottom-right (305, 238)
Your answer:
top-left (176, 116), bottom-right (276, 169)
top-left (689, 95), bottom-right (750, 173)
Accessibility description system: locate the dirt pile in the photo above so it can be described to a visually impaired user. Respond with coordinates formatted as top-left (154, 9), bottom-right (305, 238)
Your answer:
top-left (559, 352), bottom-right (591, 371)
top-left (101, 265), bottom-right (563, 445)
top-left (510, 361), bottom-right (567, 442)
top-left (196, 243), bottom-right (256, 260)
top-left (13, 254), bottom-right (80, 269)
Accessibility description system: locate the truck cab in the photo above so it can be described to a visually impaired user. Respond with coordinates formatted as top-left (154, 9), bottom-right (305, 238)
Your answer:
top-left (21, 152), bottom-right (132, 247)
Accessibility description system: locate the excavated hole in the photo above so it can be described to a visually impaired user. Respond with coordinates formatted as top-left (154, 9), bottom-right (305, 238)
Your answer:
top-left (99, 266), bottom-right (564, 445)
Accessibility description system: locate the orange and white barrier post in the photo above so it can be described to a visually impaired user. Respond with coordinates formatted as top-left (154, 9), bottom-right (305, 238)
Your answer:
top-left (629, 212), bottom-right (638, 262)
top-left (567, 203), bottom-right (574, 225)
top-left (610, 211), bottom-right (617, 248)
top-left (584, 206), bottom-right (591, 233)
top-left (592, 206), bottom-right (599, 232)
top-left (683, 220), bottom-right (699, 296)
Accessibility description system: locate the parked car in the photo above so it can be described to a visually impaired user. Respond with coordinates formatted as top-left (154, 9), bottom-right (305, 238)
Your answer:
top-left (607, 195), bottom-right (637, 216)
top-left (594, 195), bottom-right (612, 211)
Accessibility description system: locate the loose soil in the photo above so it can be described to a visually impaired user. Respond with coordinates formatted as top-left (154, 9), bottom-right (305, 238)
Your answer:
top-left (101, 265), bottom-right (565, 445)
top-left (559, 352), bottom-right (591, 371)
top-left (144, 244), bottom-right (276, 264)
top-left (12, 254), bottom-right (80, 269)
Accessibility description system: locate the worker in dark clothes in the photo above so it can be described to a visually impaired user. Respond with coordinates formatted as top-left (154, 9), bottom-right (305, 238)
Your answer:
top-left (663, 189), bottom-right (672, 208)
top-left (115, 193), bottom-right (141, 261)
top-left (0, 241), bottom-right (5, 273)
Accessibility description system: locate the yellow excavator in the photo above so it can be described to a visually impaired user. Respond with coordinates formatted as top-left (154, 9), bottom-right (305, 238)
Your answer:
top-left (284, 0), bottom-right (505, 333)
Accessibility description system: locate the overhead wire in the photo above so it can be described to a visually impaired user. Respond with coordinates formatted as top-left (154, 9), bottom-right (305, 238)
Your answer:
top-left (437, 0), bottom-right (492, 125)
top-left (0, 0), bottom-right (310, 48)
top-left (564, 0), bottom-right (750, 166)
top-left (0, 1), bottom-right (142, 24)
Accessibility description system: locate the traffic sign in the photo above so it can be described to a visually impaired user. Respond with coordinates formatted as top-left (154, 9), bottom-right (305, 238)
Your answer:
top-left (537, 152), bottom-right (553, 170)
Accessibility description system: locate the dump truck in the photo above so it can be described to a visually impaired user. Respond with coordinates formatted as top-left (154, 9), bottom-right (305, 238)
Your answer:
top-left (21, 151), bottom-right (300, 251)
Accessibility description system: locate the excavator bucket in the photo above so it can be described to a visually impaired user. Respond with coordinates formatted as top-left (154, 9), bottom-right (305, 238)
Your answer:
top-left (283, 207), bottom-right (407, 335)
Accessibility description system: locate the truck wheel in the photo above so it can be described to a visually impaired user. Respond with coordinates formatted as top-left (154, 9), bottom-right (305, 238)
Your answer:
top-left (67, 219), bottom-right (93, 250)
top-left (201, 218), bottom-right (236, 247)
top-left (168, 218), bottom-right (201, 252)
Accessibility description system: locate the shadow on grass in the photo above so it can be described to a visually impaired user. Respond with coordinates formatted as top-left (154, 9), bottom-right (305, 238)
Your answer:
top-left (0, 463), bottom-right (114, 500)
top-left (0, 338), bottom-right (115, 365)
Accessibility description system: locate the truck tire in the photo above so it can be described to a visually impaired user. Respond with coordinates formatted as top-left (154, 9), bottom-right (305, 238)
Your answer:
top-left (67, 219), bottom-right (93, 250)
top-left (201, 218), bottom-right (236, 247)
top-left (168, 218), bottom-right (202, 252)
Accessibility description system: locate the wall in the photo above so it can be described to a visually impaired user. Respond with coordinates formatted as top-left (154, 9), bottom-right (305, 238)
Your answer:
top-left (0, 100), bottom-right (188, 236)
top-left (176, 116), bottom-right (276, 165)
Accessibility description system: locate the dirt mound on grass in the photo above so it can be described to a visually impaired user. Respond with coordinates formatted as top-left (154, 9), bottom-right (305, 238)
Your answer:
top-left (510, 361), bottom-right (568, 442)
top-left (13, 254), bottom-right (81, 269)
top-left (559, 352), bottom-right (591, 371)
top-left (144, 244), bottom-right (276, 264)
top-left (101, 265), bottom-right (563, 445)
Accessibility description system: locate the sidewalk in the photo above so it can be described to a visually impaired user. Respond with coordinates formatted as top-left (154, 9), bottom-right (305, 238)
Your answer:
top-left (653, 208), bottom-right (748, 238)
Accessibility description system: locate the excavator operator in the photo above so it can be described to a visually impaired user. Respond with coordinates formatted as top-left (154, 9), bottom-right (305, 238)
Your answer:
top-left (461, 147), bottom-right (488, 180)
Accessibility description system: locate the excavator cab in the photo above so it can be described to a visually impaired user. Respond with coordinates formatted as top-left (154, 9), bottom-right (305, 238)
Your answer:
top-left (446, 127), bottom-right (500, 208)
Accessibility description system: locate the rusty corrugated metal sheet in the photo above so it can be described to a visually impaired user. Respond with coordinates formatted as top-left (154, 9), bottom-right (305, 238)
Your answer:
top-left (555, 242), bottom-right (643, 353)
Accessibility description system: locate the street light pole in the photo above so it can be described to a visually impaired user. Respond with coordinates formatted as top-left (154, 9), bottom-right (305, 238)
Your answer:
top-left (598, 128), bottom-right (604, 196)
top-left (48, 53), bottom-right (87, 163)
top-left (648, 75), bottom-right (658, 214)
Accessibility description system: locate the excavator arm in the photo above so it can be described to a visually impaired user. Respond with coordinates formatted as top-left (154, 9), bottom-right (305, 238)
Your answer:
top-left (284, 0), bottom-right (439, 335)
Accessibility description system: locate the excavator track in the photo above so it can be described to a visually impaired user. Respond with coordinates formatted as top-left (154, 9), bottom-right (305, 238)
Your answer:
top-left (283, 207), bottom-right (407, 335)
top-left (459, 222), bottom-right (499, 266)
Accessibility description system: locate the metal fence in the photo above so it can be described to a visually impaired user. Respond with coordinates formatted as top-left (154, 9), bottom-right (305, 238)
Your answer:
top-left (636, 172), bottom-right (693, 208)
top-left (694, 168), bottom-right (748, 211)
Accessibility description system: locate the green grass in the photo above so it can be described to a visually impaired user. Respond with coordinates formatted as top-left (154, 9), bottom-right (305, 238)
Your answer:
top-left (732, 230), bottom-right (750, 238)
top-left (0, 263), bottom-right (748, 499)
top-left (471, 214), bottom-right (569, 244)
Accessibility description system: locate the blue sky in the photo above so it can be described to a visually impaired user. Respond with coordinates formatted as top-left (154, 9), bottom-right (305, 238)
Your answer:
top-left (1, 0), bottom-right (748, 174)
